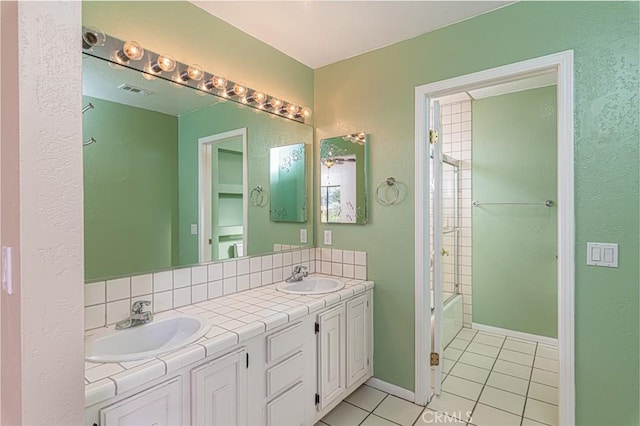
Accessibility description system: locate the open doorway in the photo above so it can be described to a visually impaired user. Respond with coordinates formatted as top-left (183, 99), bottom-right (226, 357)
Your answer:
top-left (414, 51), bottom-right (575, 426)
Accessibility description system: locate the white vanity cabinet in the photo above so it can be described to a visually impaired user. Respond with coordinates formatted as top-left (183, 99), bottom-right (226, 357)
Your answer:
top-left (191, 348), bottom-right (247, 426)
top-left (316, 305), bottom-right (346, 411)
top-left (315, 291), bottom-right (373, 420)
top-left (98, 377), bottom-right (183, 426)
top-left (86, 288), bottom-right (374, 426)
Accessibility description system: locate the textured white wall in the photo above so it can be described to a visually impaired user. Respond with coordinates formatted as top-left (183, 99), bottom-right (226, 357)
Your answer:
top-left (14, 2), bottom-right (83, 423)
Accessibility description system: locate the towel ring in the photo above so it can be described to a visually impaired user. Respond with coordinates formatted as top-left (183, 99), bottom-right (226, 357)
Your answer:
top-left (376, 177), bottom-right (400, 205)
top-left (250, 185), bottom-right (267, 207)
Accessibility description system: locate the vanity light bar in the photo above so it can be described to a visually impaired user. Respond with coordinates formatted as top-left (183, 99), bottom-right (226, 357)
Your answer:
top-left (81, 26), bottom-right (312, 123)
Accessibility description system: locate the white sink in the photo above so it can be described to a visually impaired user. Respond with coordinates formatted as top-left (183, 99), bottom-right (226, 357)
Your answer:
top-left (277, 276), bottom-right (344, 295)
top-left (85, 315), bottom-right (210, 363)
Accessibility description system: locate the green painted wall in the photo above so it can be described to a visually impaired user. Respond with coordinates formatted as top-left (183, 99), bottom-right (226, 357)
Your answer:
top-left (83, 96), bottom-right (178, 280)
top-left (314, 3), bottom-right (639, 424)
top-left (178, 102), bottom-right (313, 265)
top-left (472, 87), bottom-right (558, 338)
top-left (82, 1), bottom-right (313, 116)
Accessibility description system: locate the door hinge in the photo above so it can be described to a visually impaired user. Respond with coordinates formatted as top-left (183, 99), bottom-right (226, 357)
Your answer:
top-left (246, 353), bottom-right (249, 368)
top-left (366, 358), bottom-right (370, 366)
top-left (315, 393), bottom-right (320, 405)
top-left (208, 238), bottom-right (213, 245)
top-left (366, 300), bottom-right (369, 307)
top-left (429, 130), bottom-right (439, 144)
top-left (430, 352), bottom-right (440, 366)
top-left (314, 322), bottom-right (319, 334)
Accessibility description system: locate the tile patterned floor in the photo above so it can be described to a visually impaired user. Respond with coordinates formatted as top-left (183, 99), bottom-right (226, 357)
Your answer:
top-left (318, 328), bottom-right (558, 426)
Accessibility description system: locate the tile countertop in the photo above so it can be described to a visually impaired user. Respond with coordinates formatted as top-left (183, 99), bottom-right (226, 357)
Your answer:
top-left (84, 274), bottom-right (374, 407)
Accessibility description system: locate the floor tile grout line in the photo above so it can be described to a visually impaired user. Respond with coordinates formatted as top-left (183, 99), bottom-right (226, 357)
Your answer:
top-left (468, 334), bottom-right (510, 423)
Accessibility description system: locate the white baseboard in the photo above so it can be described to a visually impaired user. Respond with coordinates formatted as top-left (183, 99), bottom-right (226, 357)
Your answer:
top-left (471, 323), bottom-right (558, 347)
top-left (366, 377), bottom-right (416, 403)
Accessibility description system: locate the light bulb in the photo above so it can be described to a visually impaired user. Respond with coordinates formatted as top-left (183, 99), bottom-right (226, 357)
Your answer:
top-left (286, 104), bottom-right (299, 115)
top-left (265, 98), bottom-right (282, 109)
top-left (301, 107), bottom-right (312, 118)
top-left (179, 64), bottom-right (204, 82)
top-left (247, 90), bottom-right (266, 104)
top-left (226, 83), bottom-right (247, 97)
top-left (150, 54), bottom-right (176, 73)
top-left (82, 26), bottom-right (106, 50)
top-left (212, 75), bottom-right (227, 89)
top-left (115, 40), bottom-right (144, 63)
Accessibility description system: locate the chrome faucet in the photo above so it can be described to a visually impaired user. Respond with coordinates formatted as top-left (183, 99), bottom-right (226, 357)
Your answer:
top-left (285, 265), bottom-right (308, 282)
top-left (115, 300), bottom-right (154, 330)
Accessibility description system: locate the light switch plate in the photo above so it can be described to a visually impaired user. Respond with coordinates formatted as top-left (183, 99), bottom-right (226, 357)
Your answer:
top-left (586, 242), bottom-right (618, 267)
top-left (323, 230), bottom-right (332, 245)
top-left (190, 224), bottom-right (198, 235)
top-left (300, 229), bottom-right (308, 244)
top-left (1, 246), bottom-right (13, 295)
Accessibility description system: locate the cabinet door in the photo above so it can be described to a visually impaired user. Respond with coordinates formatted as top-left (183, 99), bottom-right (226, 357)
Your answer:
top-left (191, 348), bottom-right (247, 426)
top-left (266, 382), bottom-right (305, 426)
top-left (346, 294), bottom-right (371, 388)
top-left (100, 377), bottom-right (182, 426)
top-left (317, 305), bottom-right (346, 411)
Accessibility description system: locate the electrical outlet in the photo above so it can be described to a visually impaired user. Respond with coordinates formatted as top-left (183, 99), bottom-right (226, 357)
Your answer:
top-left (324, 230), bottom-right (332, 245)
top-left (191, 224), bottom-right (198, 235)
top-left (300, 229), bottom-right (308, 244)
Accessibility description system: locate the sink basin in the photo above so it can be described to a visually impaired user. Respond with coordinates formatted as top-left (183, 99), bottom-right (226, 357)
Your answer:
top-left (277, 277), bottom-right (344, 295)
top-left (85, 315), bottom-right (210, 363)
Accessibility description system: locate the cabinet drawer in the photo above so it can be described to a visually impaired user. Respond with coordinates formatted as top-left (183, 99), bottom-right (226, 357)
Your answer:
top-left (266, 352), bottom-right (304, 398)
top-left (266, 382), bottom-right (305, 426)
top-left (266, 322), bottom-right (304, 363)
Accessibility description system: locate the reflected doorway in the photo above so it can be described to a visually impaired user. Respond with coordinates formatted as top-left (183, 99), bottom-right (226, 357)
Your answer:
top-left (198, 128), bottom-right (248, 262)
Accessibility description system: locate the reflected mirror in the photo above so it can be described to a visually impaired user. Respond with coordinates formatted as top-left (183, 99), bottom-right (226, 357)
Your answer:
top-left (82, 55), bottom-right (313, 281)
top-left (319, 133), bottom-right (368, 224)
top-left (270, 143), bottom-right (307, 222)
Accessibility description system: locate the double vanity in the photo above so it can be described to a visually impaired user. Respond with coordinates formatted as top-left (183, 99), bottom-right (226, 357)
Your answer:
top-left (84, 275), bottom-right (374, 426)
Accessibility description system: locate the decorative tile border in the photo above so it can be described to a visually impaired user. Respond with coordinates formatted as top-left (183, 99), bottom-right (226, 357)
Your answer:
top-left (84, 247), bottom-right (367, 330)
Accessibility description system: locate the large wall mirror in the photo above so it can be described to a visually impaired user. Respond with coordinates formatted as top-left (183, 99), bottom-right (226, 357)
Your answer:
top-left (320, 133), bottom-right (369, 224)
top-left (82, 55), bottom-right (313, 281)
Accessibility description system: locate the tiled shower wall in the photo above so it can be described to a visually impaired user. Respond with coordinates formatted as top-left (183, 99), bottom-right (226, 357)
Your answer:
top-left (441, 99), bottom-right (473, 328)
top-left (84, 247), bottom-right (367, 331)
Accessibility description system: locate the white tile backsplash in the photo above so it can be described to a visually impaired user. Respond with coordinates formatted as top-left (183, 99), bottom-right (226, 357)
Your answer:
top-left (153, 271), bottom-right (173, 293)
top-left (85, 281), bottom-right (105, 306)
top-left (191, 266), bottom-right (207, 285)
top-left (106, 277), bottom-right (130, 302)
top-left (106, 299), bottom-right (130, 324)
top-left (84, 247), bottom-right (368, 329)
top-left (173, 287), bottom-right (191, 308)
top-left (173, 268), bottom-right (191, 289)
top-left (131, 274), bottom-right (152, 297)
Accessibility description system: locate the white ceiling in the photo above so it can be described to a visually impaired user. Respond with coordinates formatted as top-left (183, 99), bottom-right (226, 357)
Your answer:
top-left (190, 1), bottom-right (513, 69)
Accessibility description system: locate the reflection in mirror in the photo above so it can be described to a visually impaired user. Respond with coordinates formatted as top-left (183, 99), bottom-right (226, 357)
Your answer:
top-left (320, 133), bottom-right (369, 224)
top-left (270, 144), bottom-right (307, 222)
top-left (198, 129), bottom-right (247, 262)
top-left (82, 55), bottom-right (313, 281)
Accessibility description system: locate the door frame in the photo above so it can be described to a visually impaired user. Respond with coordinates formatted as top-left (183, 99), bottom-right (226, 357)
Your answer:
top-left (413, 50), bottom-right (575, 425)
top-left (198, 128), bottom-right (248, 263)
